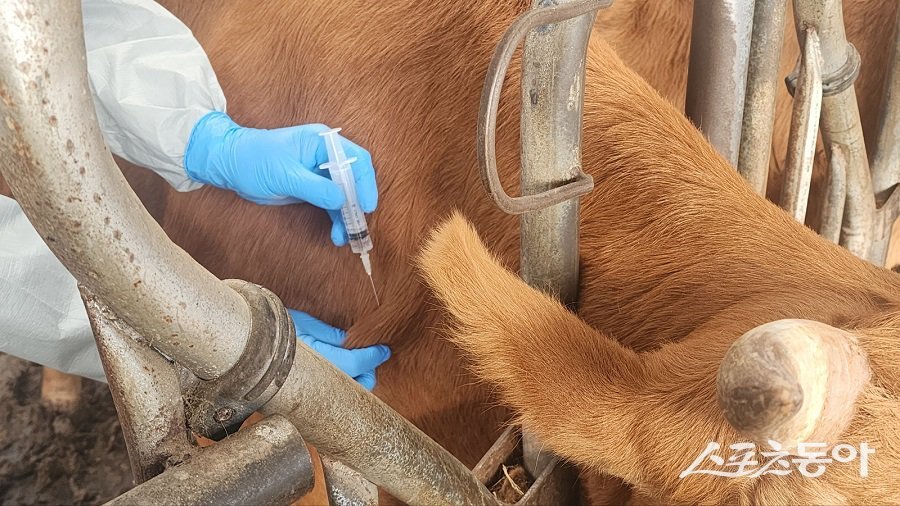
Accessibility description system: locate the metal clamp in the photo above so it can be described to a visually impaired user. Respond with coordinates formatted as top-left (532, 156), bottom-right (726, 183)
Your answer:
top-left (477, 0), bottom-right (612, 215)
top-left (184, 280), bottom-right (296, 440)
top-left (785, 42), bottom-right (860, 97)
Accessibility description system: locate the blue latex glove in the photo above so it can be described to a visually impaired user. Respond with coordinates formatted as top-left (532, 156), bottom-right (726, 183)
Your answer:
top-left (184, 112), bottom-right (378, 246)
top-left (289, 309), bottom-right (390, 390)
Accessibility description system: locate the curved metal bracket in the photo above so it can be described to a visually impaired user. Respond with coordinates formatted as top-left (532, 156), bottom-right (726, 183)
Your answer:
top-left (185, 280), bottom-right (296, 440)
top-left (785, 42), bottom-right (861, 97)
top-left (477, 0), bottom-right (612, 215)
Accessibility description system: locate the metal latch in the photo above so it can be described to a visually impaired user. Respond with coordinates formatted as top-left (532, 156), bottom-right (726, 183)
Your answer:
top-left (477, 0), bottom-right (612, 215)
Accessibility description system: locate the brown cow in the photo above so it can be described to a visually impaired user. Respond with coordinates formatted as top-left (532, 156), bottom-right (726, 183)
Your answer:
top-left (2, 0), bottom-right (895, 502)
top-left (418, 33), bottom-right (900, 498)
top-left (146, 0), bottom-right (896, 472)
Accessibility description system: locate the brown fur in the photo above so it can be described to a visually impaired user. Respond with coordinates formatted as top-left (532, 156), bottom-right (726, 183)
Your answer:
top-left (419, 208), bottom-right (900, 503)
top-left (147, 0), bottom-right (898, 501)
top-left (134, 1), bottom-right (897, 478)
top-left (2, 0), bottom-right (897, 502)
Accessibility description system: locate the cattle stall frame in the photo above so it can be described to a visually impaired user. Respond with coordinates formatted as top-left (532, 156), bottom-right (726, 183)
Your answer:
top-left (0, 1), bottom-right (897, 506)
top-left (483, 0), bottom-right (899, 502)
top-left (689, 0), bottom-right (900, 265)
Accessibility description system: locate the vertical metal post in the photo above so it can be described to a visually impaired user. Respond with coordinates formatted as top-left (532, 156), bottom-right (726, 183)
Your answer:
top-left (518, 0), bottom-right (596, 478)
top-left (819, 144), bottom-right (848, 243)
top-left (686, 0), bottom-right (756, 167)
top-left (519, 2), bottom-right (595, 307)
top-left (738, 0), bottom-right (787, 195)
top-left (871, 9), bottom-right (900, 202)
top-left (792, 0), bottom-right (874, 260)
top-left (780, 28), bottom-right (823, 223)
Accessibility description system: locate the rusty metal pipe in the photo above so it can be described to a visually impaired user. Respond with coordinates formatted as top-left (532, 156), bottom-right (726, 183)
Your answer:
top-left (264, 343), bottom-right (497, 506)
top-left (685, 0), bottom-right (755, 167)
top-left (105, 415), bottom-right (315, 506)
top-left (871, 9), bottom-right (900, 201)
top-left (322, 457), bottom-right (379, 506)
top-left (780, 28), bottom-right (823, 223)
top-left (738, 0), bottom-right (787, 195)
top-left (518, 0), bottom-right (600, 479)
top-left (792, 0), bottom-right (874, 259)
top-left (0, 0), bottom-right (250, 380)
top-left (819, 144), bottom-right (848, 243)
top-left (82, 287), bottom-right (194, 484)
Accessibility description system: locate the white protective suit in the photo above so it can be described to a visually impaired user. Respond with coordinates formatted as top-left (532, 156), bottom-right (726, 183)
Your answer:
top-left (0, 0), bottom-right (225, 381)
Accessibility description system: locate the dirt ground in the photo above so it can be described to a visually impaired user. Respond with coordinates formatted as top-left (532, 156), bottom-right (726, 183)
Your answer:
top-left (0, 353), bottom-right (133, 505)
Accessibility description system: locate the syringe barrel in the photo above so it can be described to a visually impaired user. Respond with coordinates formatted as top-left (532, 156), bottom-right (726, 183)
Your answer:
top-left (324, 160), bottom-right (373, 255)
top-left (319, 130), bottom-right (373, 256)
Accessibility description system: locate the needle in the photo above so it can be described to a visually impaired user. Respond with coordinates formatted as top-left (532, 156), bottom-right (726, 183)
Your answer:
top-left (367, 274), bottom-right (380, 306)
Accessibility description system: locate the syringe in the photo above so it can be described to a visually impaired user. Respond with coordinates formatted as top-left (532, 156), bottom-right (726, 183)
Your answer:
top-left (319, 128), bottom-right (379, 305)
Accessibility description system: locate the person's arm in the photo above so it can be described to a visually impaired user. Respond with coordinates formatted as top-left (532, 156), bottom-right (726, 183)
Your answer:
top-left (82, 0), bottom-right (224, 191)
top-left (1, 193), bottom-right (390, 386)
top-left (0, 197), bottom-right (105, 381)
top-left (81, 0), bottom-right (378, 244)
top-left (0, 0), bottom-right (388, 385)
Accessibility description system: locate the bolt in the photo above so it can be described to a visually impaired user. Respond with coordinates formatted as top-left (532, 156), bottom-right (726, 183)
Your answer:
top-left (213, 407), bottom-right (235, 423)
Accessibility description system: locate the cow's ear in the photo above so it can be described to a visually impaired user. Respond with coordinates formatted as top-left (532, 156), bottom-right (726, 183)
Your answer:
top-left (717, 319), bottom-right (871, 453)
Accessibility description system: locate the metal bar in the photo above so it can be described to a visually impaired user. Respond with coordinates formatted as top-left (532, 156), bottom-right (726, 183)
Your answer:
top-left (878, 188), bottom-right (900, 241)
top-left (780, 28), bottom-right (823, 223)
top-left (517, 459), bottom-right (579, 505)
top-left (472, 426), bottom-right (520, 484)
top-left (322, 457), bottom-right (379, 506)
top-left (0, 4), bottom-right (502, 504)
top-left (477, 0), bottom-right (612, 215)
top-left (871, 8), bottom-right (900, 201)
top-left (0, 0), bottom-right (251, 381)
top-left (869, 13), bottom-right (899, 265)
top-left (685, 0), bottom-right (756, 167)
top-left (819, 144), bottom-right (848, 244)
top-left (263, 344), bottom-right (497, 506)
top-left (737, 0), bottom-right (787, 195)
top-left (869, 187), bottom-right (900, 266)
top-left (105, 415), bottom-right (315, 506)
top-left (518, 0), bottom-right (597, 478)
top-left (792, 0), bottom-right (874, 259)
top-left (82, 287), bottom-right (193, 483)
top-left (518, 0), bottom-right (596, 329)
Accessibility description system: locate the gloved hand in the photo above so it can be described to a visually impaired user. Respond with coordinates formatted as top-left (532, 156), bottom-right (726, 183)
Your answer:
top-left (183, 111), bottom-right (378, 246)
top-left (289, 309), bottom-right (390, 390)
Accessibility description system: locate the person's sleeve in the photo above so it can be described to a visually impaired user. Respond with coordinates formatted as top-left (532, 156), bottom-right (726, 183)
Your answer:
top-left (0, 196), bottom-right (106, 382)
top-left (81, 0), bottom-right (227, 192)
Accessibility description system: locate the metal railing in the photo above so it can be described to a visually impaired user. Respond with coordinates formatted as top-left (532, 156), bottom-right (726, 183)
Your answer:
top-left (695, 0), bottom-right (900, 265)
